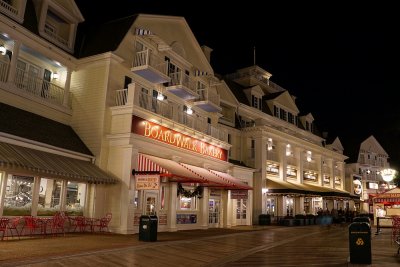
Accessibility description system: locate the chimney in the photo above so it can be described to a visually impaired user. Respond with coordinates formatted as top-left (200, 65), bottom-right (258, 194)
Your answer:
top-left (201, 45), bottom-right (213, 63)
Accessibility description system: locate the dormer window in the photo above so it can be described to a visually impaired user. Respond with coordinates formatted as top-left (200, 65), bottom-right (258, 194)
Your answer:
top-left (0, 0), bottom-right (27, 23)
top-left (252, 95), bottom-right (262, 110)
top-left (36, 0), bottom-right (84, 53)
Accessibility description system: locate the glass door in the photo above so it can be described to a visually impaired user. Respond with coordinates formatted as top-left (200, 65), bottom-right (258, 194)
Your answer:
top-left (208, 199), bottom-right (220, 227)
top-left (235, 199), bottom-right (247, 225)
top-left (144, 192), bottom-right (158, 215)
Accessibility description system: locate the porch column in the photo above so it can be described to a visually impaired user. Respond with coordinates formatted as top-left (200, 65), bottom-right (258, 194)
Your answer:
top-left (7, 39), bottom-right (21, 84)
top-left (59, 180), bottom-right (68, 211)
top-left (62, 68), bottom-right (72, 107)
top-left (0, 171), bottom-right (8, 215)
top-left (221, 190), bottom-right (229, 228)
top-left (200, 186), bottom-right (209, 228)
top-left (31, 176), bottom-right (41, 216)
top-left (253, 136), bottom-right (267, 225)
top-left (168, 182), bottom-right (177, 232)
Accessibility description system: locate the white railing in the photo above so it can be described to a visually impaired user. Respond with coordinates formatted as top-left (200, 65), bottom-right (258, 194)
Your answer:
top-left (168, 71), bottom-right (197, 93)
top-left (196, 88), bottom-right (220, 106)
top-left (0, 57), bottom-right (8, 82)
top-left (0, 0), bottom-right (18, 17)
top-left (115, 89), bottom-right (128, 106)
top-left (133, 49), bottom-right (168, 75)
top-left (113, 90), bottom-right (228, 143)
top-left (14, 68), bottom-right (66, 106)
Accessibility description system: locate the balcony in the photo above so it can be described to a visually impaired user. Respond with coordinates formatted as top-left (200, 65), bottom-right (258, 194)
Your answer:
top-left (166, 71), bottom-right (198, 100)
top-left (0, 59), bottom-right (69, 108)
top-left (193, 88), bottom-right (221, 112)
top-left (113, 89), bottom-right (228, 142)
top-left (0, 0), bottom-right (19, 21)
top-left (131, 49), bottom-right (170, 84)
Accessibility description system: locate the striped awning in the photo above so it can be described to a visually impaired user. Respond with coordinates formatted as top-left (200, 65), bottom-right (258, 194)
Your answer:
top-left (0, 142), bottom-right (118, 184)
top-left (137, 154), bottom-right (252, 190)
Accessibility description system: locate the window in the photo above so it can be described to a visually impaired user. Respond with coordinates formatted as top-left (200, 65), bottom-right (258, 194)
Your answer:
top-left (280, 109), bottom-right (287, 121)
top-left (288, 113), bottom-right (294, 124)
top-left (274, 106), bottom-right (279, 117)
top-left (65, 181), bottom-right (87, 216)
top-left (3, 175), bottom-right (34, 216)
top-left (38, 178), bottom-right (62, 215)
top-left (252, 95), bottom-right (261, 110)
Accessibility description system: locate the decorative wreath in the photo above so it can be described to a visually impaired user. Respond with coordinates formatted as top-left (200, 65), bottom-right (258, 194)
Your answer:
top-left (177, 183), bottom-right (203, 198)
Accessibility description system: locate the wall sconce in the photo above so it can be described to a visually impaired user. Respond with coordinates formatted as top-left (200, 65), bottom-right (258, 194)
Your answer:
top-left (157, 92), bottom-right (164, 101)
top-left (267, 138), bottom-right (273, 151)
top-left (186, 107), bottom-right (193, 115)
top-left (0, 44), bottom-right (6, 55)
top-left (52, 72), bottom-right (59, 80)
top-left (306, 151), bottom-right (312, 162)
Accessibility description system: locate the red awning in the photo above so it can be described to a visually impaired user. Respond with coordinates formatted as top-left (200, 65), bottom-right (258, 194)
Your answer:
top-left (137, 154), bottom-right (252, 190)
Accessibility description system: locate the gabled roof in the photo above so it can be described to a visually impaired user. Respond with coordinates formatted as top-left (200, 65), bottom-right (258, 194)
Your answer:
top-left (266, 90), bottom-right (299, 114)
top-left (0, 102), bottom-right (92, 155)
top-left (223, 78), bottom-right (249, 106)
top-left (360, 135), bottom-right (388, 156)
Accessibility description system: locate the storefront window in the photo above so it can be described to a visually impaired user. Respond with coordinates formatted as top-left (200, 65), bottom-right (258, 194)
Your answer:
top-left (285, 197), bottom-right (294, 216)
top-left (37, 178), bottom-right (62, 216)
top-left (65, 181), bottom-right (86, 216)
top-left (3, 175), bottom-right (34, 216)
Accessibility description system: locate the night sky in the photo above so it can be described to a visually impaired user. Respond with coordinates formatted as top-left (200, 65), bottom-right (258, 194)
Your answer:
top-left (75, 1), bottom-right (399, 168)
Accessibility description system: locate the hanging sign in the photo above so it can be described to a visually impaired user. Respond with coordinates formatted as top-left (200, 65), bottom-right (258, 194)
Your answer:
top-left (135, 174), bottom-right (160, 190)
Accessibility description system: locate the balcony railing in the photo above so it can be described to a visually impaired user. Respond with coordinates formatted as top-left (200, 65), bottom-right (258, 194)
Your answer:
top-left (0, 0), bottom-right (18, 17)
top-left (113, 89), bottom-right (227, 142)
top-left (166, 71), bottom-right (198, 100)
top-left (1, 60), bottom-right (69, 107)
top-left (14, 68), bottom-right (66, 105)
top-left (131, 50), bottom-right (169, 83)
top-left (196, 88), bottom-right (220, 106)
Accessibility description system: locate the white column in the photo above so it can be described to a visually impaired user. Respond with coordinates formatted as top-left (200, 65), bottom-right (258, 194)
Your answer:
top-left (296, 147), bottom-right (303, 183)
top-left (329, 159), bottom-right (335, 188)
top-left (253, 136), bottom-right (267, 224)
top-left (221, 190), bottom-right (229, 228)
top-left (277, 141), bottom-right (287, 181)
top-left (226, 190), bottom-right (232, 228)
top-left (31, 176), bottom-right (41, 216)
top-left (7, 40), bottom-right (21, 83)
top-left (315, 155), bottom-right (323, 186)
top-left (168, 182), bottom-right (177, 232)
top-left (0, 171), bottom-right (8, 215)
top-left (62, 68), bottom-right (72, 107)
top-left (60, 180), bottom-right (68, 211)
top-left (200, 186), bottom-right (209, 228)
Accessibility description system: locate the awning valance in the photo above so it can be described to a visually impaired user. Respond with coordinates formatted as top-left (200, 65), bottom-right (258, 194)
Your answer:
top-left (137, 154), bottom-right (252, 190)
top-left (0, 142), bottom-right (118, 184)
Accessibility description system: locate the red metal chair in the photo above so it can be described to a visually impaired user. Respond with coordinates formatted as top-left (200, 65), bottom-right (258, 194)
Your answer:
top-left (0, 218), bottom-right (9, 241)
top-left (68, 216), bottom-right (87, 232)
top-left (50, 212), bottom-right (66, 236)
top-left (94, 213), bottom-right (112, 232)
top-left (7, 217), bottom-right (22, 239)
top-left (23, 216), bottom-right (44, 236)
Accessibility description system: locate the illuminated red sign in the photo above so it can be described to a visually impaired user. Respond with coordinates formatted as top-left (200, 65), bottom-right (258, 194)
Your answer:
top-left (132, 115), bottom-right (228, 161)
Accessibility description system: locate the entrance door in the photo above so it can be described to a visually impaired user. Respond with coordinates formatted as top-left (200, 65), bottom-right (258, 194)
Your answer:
top-left (208, 199), bottom-right (220, 227)
top-left (143, 192), bottom-right (158, 215)
top-left (236, 199), bottom-right (247, 225)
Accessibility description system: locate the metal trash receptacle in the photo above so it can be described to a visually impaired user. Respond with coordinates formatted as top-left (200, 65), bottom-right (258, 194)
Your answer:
top-left (349, 222), bottom-right (371, 264)
top-left (259, 214), bottom-right (271, 225)
top-left (139, 215), bottom-right (158, 242)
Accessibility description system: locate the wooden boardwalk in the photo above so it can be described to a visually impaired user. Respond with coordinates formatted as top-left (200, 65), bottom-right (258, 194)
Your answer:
top-left (1, 225), bottom-right (399, 267)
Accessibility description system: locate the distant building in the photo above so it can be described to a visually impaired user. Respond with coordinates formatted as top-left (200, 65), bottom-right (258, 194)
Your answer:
top-left (345, 135), bottom-right (396, 213)
top-left (221, 66), bottom-right (355, 222)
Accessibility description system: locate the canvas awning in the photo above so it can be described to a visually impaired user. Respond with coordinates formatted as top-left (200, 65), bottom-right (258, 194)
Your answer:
top-left (0, 142), bottom-right (118, 184)
top-left (136, 154), bottom-right (252, 190)
top-left (266, 179), bottom-right (351, 198)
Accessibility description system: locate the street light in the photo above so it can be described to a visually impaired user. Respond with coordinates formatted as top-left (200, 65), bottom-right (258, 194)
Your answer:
top-left (381, 168), bottom-right (396, 182)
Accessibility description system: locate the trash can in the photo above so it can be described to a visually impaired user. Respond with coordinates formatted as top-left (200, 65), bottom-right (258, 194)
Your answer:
top-left (349, 222), bottom-right (371, 264)
top-left (139, 215), bottom-right (158, 242)
top-left (259, 214), bottom-right (271, 225)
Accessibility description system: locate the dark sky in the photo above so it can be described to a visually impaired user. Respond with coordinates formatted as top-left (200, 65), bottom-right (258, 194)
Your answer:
top-left (75, 1), bottom-right (399, 168)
